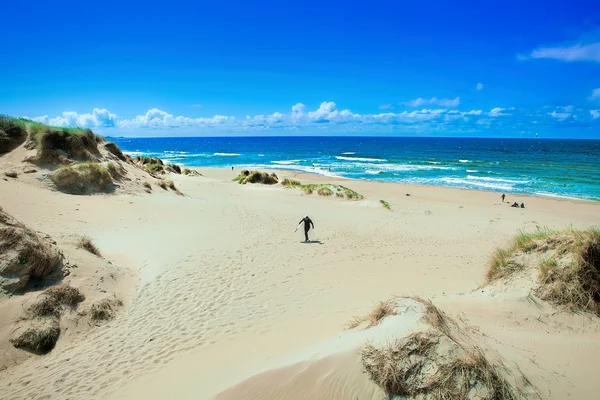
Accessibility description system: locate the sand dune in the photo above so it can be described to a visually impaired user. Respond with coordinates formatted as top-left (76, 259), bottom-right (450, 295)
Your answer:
top-left (0, 156), bottom-right (599, 399)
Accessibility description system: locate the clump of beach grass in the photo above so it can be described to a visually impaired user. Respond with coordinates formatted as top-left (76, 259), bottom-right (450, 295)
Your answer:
top-left (28, 284), bottom-right (85, 318)
top-left (317, 186), bottom-right (333, 196)
top-left (348, 300), bottom-right (396, 329)
top-left (104, 142), bottom-right (126, 161)
top-left (282, 178), bottom-right (301, 187)
top-left (9, 318), bottom-right (61, 354)
top-left (380, 200), bottom-right (391, 210)
top-left (157, 179), bottom-right (183, 195)
top-left (89, 297), bottom-right (124, 321)
top-left (486, 228), bottom-right (600, 315)
top-left (0, 115), bottom-right (28, 153)
top-left (0, 208), bottom-right (63, 293)
top-left (182, 168), bottom-right (202, 176)
top-left (77, 236), bottom-right (101, 257)
top-left (49, 162), bottom-right (114, 195)
top-left (233, 170), bottom-right (279, 185)
top-left (360, 331), bottom-right (516, 399)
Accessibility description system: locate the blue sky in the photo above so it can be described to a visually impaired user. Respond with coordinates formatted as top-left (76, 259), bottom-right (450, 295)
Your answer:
top-left (2, 0), bottom-right (600, 138)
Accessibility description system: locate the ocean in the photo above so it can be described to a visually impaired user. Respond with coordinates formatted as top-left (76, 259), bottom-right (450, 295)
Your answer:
top-left (109, 136), bottom-right (600, 202)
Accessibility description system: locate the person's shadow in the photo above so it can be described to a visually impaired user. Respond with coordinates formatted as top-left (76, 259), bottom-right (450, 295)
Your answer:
top-left (302, 240), bottom-right (323, 244)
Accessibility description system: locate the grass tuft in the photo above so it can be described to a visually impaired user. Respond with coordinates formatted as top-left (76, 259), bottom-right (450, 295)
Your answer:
top-left (282, 178), bottom-right (301, 187)
top-left (348, 300), bottom-right (396, 329)
top-left (10, 318), bottom-right (61, 354)
top-left (361, 332), bottom-right (516, 399)
top-left (77, 236), bottom-right (101, 257)
top-left (380, 200), bottom-right (391, 210)
top-left (89, 297), bottom-right (124, 321)
top-left (233, 170), bottom-right (279, 185)
top-left (317, 186), bottom-right (333, 196)
top-left (28, 284), bottom-right (85, 318)
top-left (157, 179), bottom-right (183, 195)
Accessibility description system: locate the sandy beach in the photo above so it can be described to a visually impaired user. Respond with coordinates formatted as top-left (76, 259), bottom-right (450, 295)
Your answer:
top-left (1, 150), bottom-right (599, 400)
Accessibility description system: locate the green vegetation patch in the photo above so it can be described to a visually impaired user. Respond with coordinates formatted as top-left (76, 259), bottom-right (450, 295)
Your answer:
top-left (49, 162), bottom-right (114, 195)
top-left (233, 170), bottom-right (279, 185)
top-left (380, 200), bottom-right (391, 210)
top-left (282, 179), bottom-right (364, 201)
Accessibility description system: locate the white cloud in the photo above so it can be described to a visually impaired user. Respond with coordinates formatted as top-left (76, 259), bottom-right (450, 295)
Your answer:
top-left (403, 97), bottom-right (460, 108)
top-left (32, 108), bottom-right (117, 128)
top-left (379, 104), bottom-right (393, 110)
top-left (549, 111), bottom-right (571, 121)
top-left (476, 83), bottom-right (483, 91)
top-left (530, 41), bottom-right (600, 62)
top-left (489, 107), bottom-right (508, 117)
top-left (590, 110), bottom-right (600, 119)
top-left (119, 108), bottom-right (230, 129)
top-left (591, 88), bottom-right (600, 99)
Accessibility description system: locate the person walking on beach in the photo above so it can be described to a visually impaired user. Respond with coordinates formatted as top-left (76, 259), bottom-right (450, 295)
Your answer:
top-left (297, 215), bottom-right (314, 242)
top-left (501, 193), bottom-right (506, 203)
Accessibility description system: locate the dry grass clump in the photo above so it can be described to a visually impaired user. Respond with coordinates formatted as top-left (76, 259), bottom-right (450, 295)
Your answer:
top-left (1, 209), bottom-right (63, 293)
top-left (361, 332), bottom-right (516, 399)
top-left (535, 230), bottom-right (600, 315)
top-left (49, 162), bottom-right (114, 195)
top-left (9, 318), bottom-right (61, 354)
top-left (104, 142), bottom-right (126, 161)
top-left (77, 236), bottom-right (101, 257)
top-left (380, 200), bottom-right (391, 210)
top-left (233, 170), bottom-right (279, 185)
top-left (486, 228), bottom-right (600, 315)
top-left (0, 115), bottom-right (28, 153)
top-left (348, 300), bottom-right (396, 329)
top-left (89, 297), bottom-right (124, 321)
top-left (28, 284), bottom-right (85, 318)
top-left (143, 182), bottom-right (152, 190)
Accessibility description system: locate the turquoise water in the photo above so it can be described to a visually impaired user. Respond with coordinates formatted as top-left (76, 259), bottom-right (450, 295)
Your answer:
top-left (110, 137), bottom-right (600, 201)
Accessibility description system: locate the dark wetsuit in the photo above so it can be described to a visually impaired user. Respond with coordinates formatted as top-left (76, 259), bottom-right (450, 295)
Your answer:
top-left (299, 217), bottom-right (314, 242)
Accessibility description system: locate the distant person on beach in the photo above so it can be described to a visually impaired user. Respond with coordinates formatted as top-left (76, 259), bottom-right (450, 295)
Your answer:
top-left (297, 216), bottom-right (314, 242)
top-left (231, 166), bottom-right (234, 171)
top-left (521, 203), bottom-right (525, 208)
top-left (511, 202), bottom-right (519, 208)
top-left (501, 193), bottom-right (506, 202)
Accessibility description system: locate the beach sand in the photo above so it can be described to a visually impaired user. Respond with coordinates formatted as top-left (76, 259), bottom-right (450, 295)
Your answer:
top-left (0, 165), bottom-right (599, 399)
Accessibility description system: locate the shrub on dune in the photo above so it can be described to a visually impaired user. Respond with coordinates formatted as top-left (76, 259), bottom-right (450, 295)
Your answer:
top-left (49, 162), bottom-right (114, 195)
top-left (26, 125), bottom-right (102, 165)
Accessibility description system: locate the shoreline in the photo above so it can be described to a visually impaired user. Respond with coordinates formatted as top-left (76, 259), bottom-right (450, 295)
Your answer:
top-left (192, 166), bottom-right (600, 206)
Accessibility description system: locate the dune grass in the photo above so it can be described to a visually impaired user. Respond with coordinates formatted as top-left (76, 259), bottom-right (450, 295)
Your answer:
top-left (486, 228), bottom-right (600, 315)
top-left (89, 297), bottom-right (124, 321)
top-left (157, 179), bottom-right (183, 195)
top-left (233, 170), bottom-right (279, 185)
top-left (10, 318), bottom-right (61, 354)
top-left (282, 178), bottom-right (364, 200)
top-left (77, 236), bottom-right (101, 257)
top-left (0, 212), bottom-right (62, 287)
top-left (49, 162), bottom-right (113, 194)
top-left (360, 331), bottom-right (516, 399)
top-left (0, 115), bottom-right (28, 153)
top-left (348, 300), bottom-right (396, 329)
top-left (143, 182), bottom-right (152, 190)
top-left (28, 284), bottom-right (85, 318)
top-left (380, 200), bottom-right (391, 210)
top-left (104, 142), bottom-right (126, 161)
